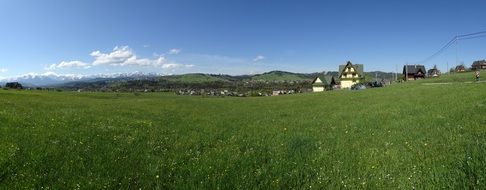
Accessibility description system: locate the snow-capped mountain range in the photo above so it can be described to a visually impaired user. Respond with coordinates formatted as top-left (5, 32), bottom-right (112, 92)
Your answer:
top-left (0, 72), bottom-right (164, 87)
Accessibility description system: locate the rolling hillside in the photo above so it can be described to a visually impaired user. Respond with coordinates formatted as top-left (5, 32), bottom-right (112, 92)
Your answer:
top-left (161, 73), bottom-right (230, 83)
top-left (409, 71), bottom-right (479, 83)
top-left (1, 73), bottom-right (485, 189)
top-left (250, 71), bottom-right (312, 81)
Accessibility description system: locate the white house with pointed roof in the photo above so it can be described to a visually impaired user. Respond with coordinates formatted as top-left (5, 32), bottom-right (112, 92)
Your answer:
top-left (339, 61), bottom-right (364, 89)
top-left (312, 77), bottom-right (325, 92)
top-left (312, 75), bottom-right (336, 92)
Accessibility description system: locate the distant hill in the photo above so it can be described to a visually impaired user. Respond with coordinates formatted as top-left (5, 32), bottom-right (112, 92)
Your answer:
top-left (250, 71), bottom-right (312, 81)
top-left (161, 73), bottom-right (230, 83)
top-left (158, 71), bottom-right (313, 83)
top-left (3, 70), bottom-right (398, 91)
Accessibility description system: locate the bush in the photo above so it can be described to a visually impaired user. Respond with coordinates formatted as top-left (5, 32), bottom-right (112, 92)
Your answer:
top-left (5, 82), bottom-right (23, 89)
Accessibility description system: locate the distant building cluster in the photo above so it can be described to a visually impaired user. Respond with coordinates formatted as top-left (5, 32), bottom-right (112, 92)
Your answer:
top-left (399, 59), bottom-right (486, 81)
top-left (311, 61), bottom-right (388, 92)
top-left (175, 89), bottom-right (298, 97)
top-left (310, 58), bottom-right (486, 93)
top-left (311, 61), bottom-right (365, 91)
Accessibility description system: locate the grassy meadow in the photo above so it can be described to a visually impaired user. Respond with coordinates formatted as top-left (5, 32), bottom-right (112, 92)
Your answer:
top-left (1, 72), bottom-right (485, 189)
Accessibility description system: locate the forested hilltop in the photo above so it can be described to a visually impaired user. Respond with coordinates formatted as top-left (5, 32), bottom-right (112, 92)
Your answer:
top-left (53, 70), bottom-right (397, 93)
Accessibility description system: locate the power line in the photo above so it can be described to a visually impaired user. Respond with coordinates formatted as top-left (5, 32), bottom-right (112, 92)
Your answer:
top-left (458, 34), bottom-right (486, 41)
top-left (412, 37), bottom-right (457, 64)
top-left (411, 30), bottom-right (486, 64)
top-left (457, 30), bottom-right (486, 38)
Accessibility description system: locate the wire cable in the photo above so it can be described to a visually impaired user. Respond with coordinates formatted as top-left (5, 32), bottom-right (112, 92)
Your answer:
top-left (411, 30), bottom-right (486, 64)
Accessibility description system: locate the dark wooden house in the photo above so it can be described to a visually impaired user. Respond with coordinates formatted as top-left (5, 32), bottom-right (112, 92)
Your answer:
top-left (427, 65), bottom-right (441, 77)
top-left (471, 60), bottom-right (486, 70)
top-left (403, 65), bottom-right (426, 81)
top-left (454, 64), bottom-right (466, 72)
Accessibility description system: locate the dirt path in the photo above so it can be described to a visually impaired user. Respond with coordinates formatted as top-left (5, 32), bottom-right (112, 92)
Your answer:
top-left (422, 81), bottom-right (486, 85)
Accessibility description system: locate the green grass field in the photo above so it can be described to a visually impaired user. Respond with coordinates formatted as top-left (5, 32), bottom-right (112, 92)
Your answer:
top-left (1, 72), bottom-right (485, 189)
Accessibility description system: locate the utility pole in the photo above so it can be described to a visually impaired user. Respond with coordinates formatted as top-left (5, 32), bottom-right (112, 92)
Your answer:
top-left (405, 62), bottom-right (408, 81)
top-left (395, 64), bottom-right (398, 81)
top-left (447, 62), bottom-right (449, 75)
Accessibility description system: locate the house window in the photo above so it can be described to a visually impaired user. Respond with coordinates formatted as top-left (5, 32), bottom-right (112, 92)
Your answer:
top-left (352, 73), bottom-right (356, 77)
top-left (348, 68), bottom-right (351, 72)
top-left (353, 79), bottom-right (356, 82)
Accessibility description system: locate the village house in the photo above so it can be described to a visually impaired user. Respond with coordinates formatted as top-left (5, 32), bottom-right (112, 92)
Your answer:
top-left (311, 75), bottom-right (336, 92)
top-left (338, 61), bottom-right (364, 89)
top-left (454, 64), bottom-right (467, 72)
top-left (403, 65), bottom-right (426, 81)
top-left (471, 60), bottom-right (486, 70)
top-left (272, 90), bottom-right (295, 96)
top-left (427, 65), bottom-right (441, 77)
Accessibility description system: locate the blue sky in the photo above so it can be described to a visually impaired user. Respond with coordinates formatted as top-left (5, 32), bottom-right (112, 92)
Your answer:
top-left (1, 0), bottom-right (485, 78)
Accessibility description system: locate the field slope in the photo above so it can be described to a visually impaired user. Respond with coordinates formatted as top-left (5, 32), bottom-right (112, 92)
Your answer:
top-left (1, 73), bottom-right (485, 189)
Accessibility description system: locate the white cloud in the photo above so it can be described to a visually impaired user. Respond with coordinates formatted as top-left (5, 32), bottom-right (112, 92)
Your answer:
top-left (13, 71), bottom-right (86, 80)
top-left (51, 46), bottom-right (193, 71)
top-left (162, 63), bottom-right (183, 69)
top-left (0, 68), bottom-right (8, 73)
top-left (89, 46), bottom-right (194, 69)
top-left (47, 61), bottom-right (90, 70)
top-left (161, 63), bottom-right (195, 69)
top-left (153, 52), bottom-right (164, 57)
top-left (253, 55), bottom-right (265, 62)
top-left (90, 46), bottom-right (137, 66)
top-left (168, 48), bottom-right (181, 55)
top-left (89, 46), bottom-right (186, 69)
top-left (188, 54), bottom-right (246, 64)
